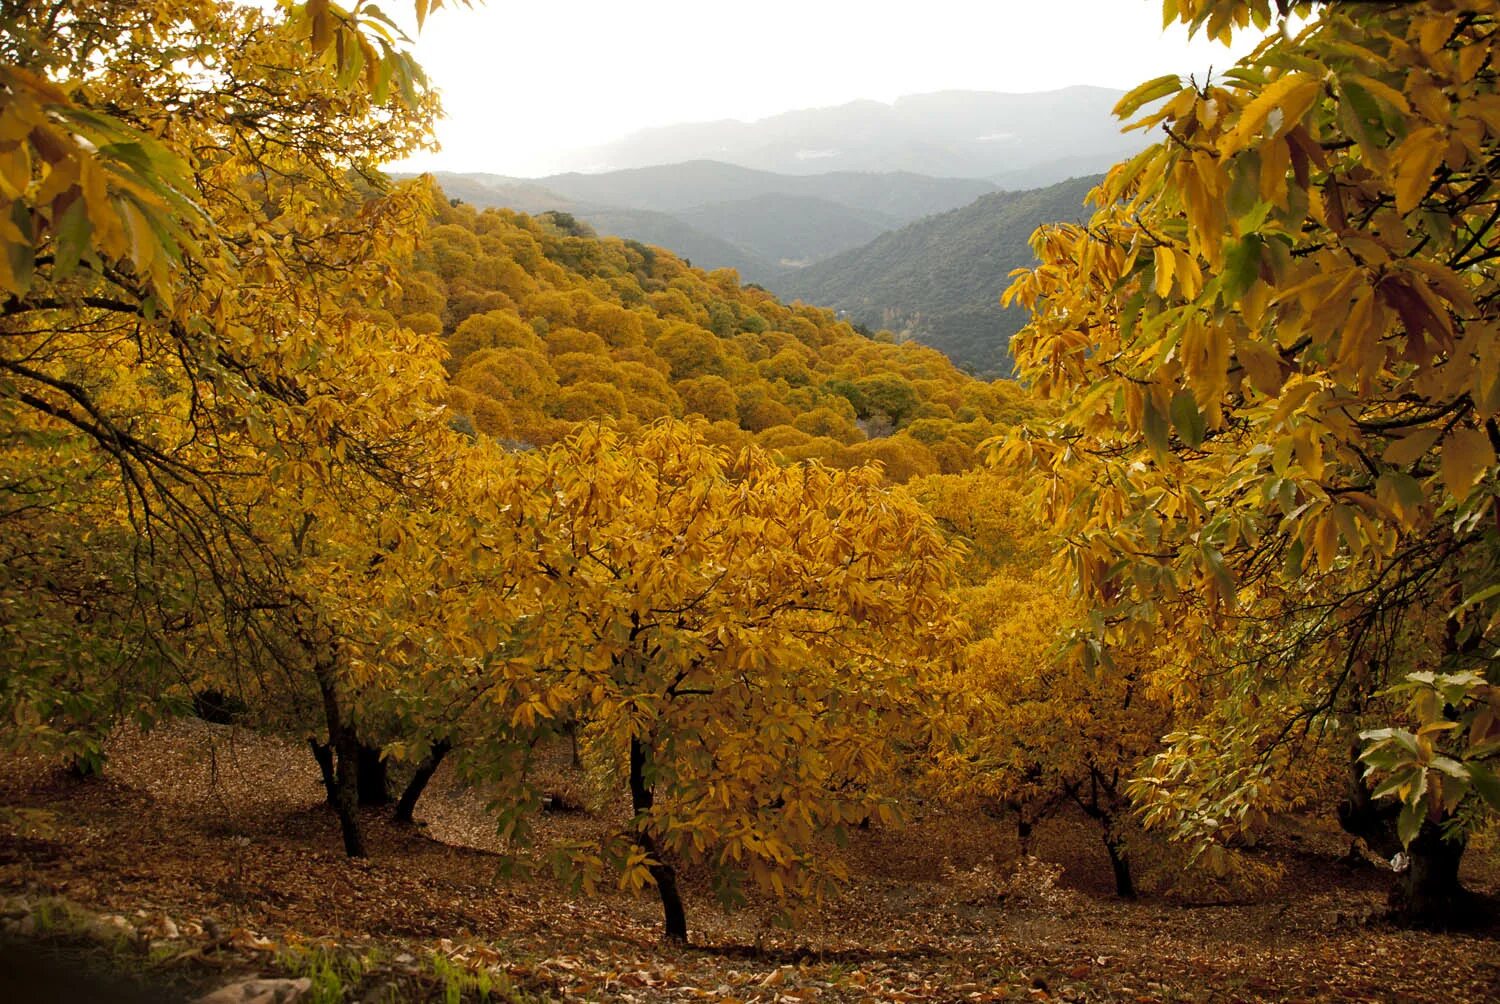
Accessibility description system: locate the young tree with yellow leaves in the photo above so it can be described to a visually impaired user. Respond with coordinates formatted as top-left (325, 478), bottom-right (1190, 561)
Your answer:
top-left (1001, 0), bottom-right (1499, 925)
top-left (472, 422), bottom-right (960, 942)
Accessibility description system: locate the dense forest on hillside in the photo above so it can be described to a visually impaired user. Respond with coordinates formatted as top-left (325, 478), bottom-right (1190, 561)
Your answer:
top-left (777, 175), bottom-right (1100, 375)
top-left (3, 1), bottom-right (1500, 1002)
top-left (387, 200), bottom-right (1031, 480)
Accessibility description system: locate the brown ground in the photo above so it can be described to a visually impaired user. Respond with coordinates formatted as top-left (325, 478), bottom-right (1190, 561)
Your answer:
top-left (1, 719), bottom-right (1498, 1002)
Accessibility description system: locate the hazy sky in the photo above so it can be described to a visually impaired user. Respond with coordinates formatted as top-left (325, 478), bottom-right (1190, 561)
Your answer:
top-left (391, 0), bottom-right (1263, 177)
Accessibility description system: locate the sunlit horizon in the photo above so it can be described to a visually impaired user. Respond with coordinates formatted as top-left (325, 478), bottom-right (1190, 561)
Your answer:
top-left (388, 0), bottom-right (1264, 178)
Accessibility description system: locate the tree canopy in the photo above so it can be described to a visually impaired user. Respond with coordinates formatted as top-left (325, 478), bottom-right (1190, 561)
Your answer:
top-left (1000, 0), bottom-right (1500, 923)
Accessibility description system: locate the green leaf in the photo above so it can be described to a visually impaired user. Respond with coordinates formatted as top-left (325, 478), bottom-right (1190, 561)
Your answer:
top-left (1284, 537), bottom-right (1305, 577)
top-left (1429, 755), bottom-right (1468, 780)
top-left (1467, 762), bottom-right (1500, 811)
top-left (1171, 389), bottom-right (1207, 448)
top-left (51, 197), bottom-right (92, 279)
top-left (1222, 234), bottom-right (1263, 303)
top-left (1450, 583), bottom-right (1500, 618)
top-left (6, 201), bottom-right (34, 296)
top-left (1376, 471), bottom-right (1424, 513)
top-left (1143, 397), bottom-right (1170, 456)
top-left (1397, 797), bottom-right (1423, 847)
top-left (1371, 767), bottom-right (1415, 801)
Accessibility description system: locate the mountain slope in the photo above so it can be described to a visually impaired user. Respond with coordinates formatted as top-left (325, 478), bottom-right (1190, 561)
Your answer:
top-left (573, 206), bottom-right (779, 280)
top-left (774, 175), bottom-right (1102, 376)
top-left (678, 194), bottom-right (896, 267)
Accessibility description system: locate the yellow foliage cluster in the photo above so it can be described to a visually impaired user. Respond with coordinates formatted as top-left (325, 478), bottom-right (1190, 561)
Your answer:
top-left (1000, 0), bottom-right (1500, 874)
top-left (385, 203), bottom-right (1032, 480)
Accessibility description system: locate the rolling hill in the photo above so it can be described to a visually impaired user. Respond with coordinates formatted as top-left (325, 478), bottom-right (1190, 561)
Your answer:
top-left (773, 175), bottom-right (1102, 376)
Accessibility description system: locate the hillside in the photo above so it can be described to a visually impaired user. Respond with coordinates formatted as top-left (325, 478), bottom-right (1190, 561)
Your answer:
top-left (563, 88), bottom-right (1142, 182)
top-left (775, 175), bottom-right (1102, 375)
top-left (379, 190), bottom-right (1035, 482)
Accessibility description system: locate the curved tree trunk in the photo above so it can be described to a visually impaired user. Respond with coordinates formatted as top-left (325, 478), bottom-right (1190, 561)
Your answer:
top-left (309, 738), bottom-right (338, 807)
top-left (630, 736), bottom-right (687, 942)
top-left (1388, 821), bottom-right (1468, 929)
top-left (1337, 738), bottom-right (1401, 859)
top-left (393, 739), bottom-right (451, 825)
top-left (1104, 834), bottom-right (1136, 900)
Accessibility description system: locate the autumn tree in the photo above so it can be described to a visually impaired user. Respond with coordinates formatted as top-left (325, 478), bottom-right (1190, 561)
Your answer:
top-left (475, 422), bottom-right (959, 942)
top-left (0, 0), bottom-right (469, 856)
top-left (1000, 0), bottom-right (1499, 925)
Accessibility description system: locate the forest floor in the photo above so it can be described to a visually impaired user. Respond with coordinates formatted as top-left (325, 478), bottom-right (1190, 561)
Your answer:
top-left (1, 720), bottom-right (1498, 1003)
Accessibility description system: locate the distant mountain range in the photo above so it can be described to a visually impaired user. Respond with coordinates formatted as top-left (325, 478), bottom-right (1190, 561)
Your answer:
top-left (421, 162), bottom-right (998, 284)
top-left (774, 175), bottom-right (1102, 376)
top-left (560, 87), bottom-right (1139, 180)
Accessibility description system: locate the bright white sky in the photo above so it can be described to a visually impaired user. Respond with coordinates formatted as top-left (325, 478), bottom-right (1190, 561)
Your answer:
top-left (390, 0), bottom-right (1264, 177)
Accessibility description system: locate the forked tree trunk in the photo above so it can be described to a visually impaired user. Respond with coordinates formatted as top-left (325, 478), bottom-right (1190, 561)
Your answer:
top-left (313, 662), bottom-right (366, 858)
top-left (630, 736), bottom-right (687, 942)
top-left (394, 740), bottom-right (452, 825)
top-left (1389, 821), bottom-right (1469, 929)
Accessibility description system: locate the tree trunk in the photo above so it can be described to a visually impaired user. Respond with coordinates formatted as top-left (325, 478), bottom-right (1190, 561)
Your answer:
top-left (1388, 821), bottom-right (1469, 929)
top-left (357, 741), bottom-right (391, 806)
top-left (314, 664), bottom-right (366, 858)
top-left (393, 740), bottom-right (451, 825)
top-left (1017, 815), bottom-right (1034, 856)
top-left (309, 738), bottom-right (338, 807)
top-left (630, 736), bottom-right (687, 943)
top-left (1104, 834), bottom-right (1136, 900)
top-left (1337, 738), bottom-right (1401, 859)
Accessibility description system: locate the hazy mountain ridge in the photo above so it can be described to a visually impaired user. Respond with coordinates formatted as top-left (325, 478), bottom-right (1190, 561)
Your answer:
top-left (564, 87), bottom-right (1142, 179)
top-left (420, 163), bottom-right (999, 283)
top-left (774, 175), bottom-right (1103, 376)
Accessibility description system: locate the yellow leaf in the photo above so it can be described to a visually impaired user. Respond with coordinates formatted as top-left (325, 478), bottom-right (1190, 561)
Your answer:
top-left (1392, 127), bottom-right (1445, 215)
top-left (1224, 73), bottom-right (1321, 153)
top-left (1154, 245), bottom-right (1176, 298)
top-left (1384, 426), bottom-right (1442, 467)
top-left (1314, 513), bottom-right (1341, 572)
top-left (1439, 426), bottom-right (1493, 501)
